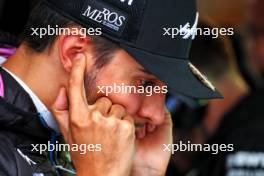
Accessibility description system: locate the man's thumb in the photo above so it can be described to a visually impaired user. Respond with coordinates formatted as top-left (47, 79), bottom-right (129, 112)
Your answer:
top-left (51, 87), bottom-right (69, 135)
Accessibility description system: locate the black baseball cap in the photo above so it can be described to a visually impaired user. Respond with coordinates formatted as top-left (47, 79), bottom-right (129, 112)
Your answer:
top-left (43, 0), bottom-right (222, 99)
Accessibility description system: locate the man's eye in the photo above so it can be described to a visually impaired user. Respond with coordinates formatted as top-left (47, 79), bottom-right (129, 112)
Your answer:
top-left (140, 80), bottom-right (156, 88)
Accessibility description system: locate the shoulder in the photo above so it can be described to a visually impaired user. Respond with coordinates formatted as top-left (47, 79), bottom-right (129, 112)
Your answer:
top-left (0, 132), bottom-right (37, 176)
top-left (0, 132), bottom-right (18, 175)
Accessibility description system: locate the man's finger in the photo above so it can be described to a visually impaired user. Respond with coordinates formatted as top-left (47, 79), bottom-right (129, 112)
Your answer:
top-left (164, 107), bottom-right (173, 125)
top-left (123, 115), bottom-right (134, 124)
top-left (109, 104), bottom-right (126, 119)
top-left (51, 87), bottom-right (70, 137)
top-left (94, 97), bottom-right (112, 115)
top-left (68, 55), bottom-right (87, 117)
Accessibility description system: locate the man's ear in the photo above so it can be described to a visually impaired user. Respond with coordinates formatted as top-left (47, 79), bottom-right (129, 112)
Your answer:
top-left (58, 34), bottom-right (93, 73)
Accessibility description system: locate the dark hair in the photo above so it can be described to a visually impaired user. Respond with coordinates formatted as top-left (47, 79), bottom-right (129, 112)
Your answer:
top-left (0, 29), bottom-right (19, 46)
top-left (20, 2), bottom-right (119, 68)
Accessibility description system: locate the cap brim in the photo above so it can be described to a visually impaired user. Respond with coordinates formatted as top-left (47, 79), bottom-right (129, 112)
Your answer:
top-left (120, 44), bottom-right (223, 99)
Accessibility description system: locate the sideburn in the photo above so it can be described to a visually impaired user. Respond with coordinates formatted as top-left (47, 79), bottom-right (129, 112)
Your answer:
top-left (84, 67), bottom-right (99, 104)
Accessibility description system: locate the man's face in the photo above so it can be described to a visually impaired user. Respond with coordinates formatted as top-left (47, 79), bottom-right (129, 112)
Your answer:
top-left (247, 23), bottom-right (264, 73)
top-left (247, 0), bottom-right (264, 74)
top-left (83, 49), bottom-right (167, 139)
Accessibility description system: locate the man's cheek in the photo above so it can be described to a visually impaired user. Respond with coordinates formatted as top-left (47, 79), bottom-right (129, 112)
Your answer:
top-left (106, 93), bottom-right (141, 115)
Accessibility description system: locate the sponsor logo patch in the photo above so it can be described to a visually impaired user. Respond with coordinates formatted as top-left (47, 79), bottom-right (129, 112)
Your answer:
top-left (81, 0), bottom-right (128, 35)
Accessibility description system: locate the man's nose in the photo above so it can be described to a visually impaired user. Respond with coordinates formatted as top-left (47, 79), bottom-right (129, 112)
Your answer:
top-left (137, 94), bottom-right (166, 125)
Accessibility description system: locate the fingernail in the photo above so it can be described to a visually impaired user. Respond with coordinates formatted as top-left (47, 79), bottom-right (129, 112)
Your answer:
top-left (75, 53), bottom-right (85, 61)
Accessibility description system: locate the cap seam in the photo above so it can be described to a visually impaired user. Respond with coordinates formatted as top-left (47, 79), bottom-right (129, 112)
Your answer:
top-left (135, 0), bottom-right (149, 44)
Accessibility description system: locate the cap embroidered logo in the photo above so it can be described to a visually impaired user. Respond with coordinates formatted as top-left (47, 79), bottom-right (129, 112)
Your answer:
top-left (120, 0), bottom-right (134, 6)
top-left (180, 12), bottom-right (199, 40)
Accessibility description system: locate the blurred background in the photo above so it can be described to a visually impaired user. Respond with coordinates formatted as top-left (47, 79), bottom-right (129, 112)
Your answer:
top-left (1, 0), bottom-right (264, 175)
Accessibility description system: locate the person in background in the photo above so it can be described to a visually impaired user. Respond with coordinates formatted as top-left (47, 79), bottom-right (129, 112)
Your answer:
top-left (191, 21), bottom-right (264, 176)
top-left (167, 22), bottom-right (249, 176)
top-left (189, 23), bottom-right (249, 137)
top-left (246, 0), bottom-right (264, 84)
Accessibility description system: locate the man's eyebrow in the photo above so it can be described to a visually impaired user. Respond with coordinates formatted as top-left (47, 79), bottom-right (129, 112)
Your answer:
top-left (137, 68), bottom-right (160, 80)
top-left (137, 68), bottom-right (153, 75)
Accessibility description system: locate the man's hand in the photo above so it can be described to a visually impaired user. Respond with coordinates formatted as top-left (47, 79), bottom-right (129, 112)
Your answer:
top-left (51, 56), bottom-right (135, 176)
top-left (131, 110), bottom-right (173, 176)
